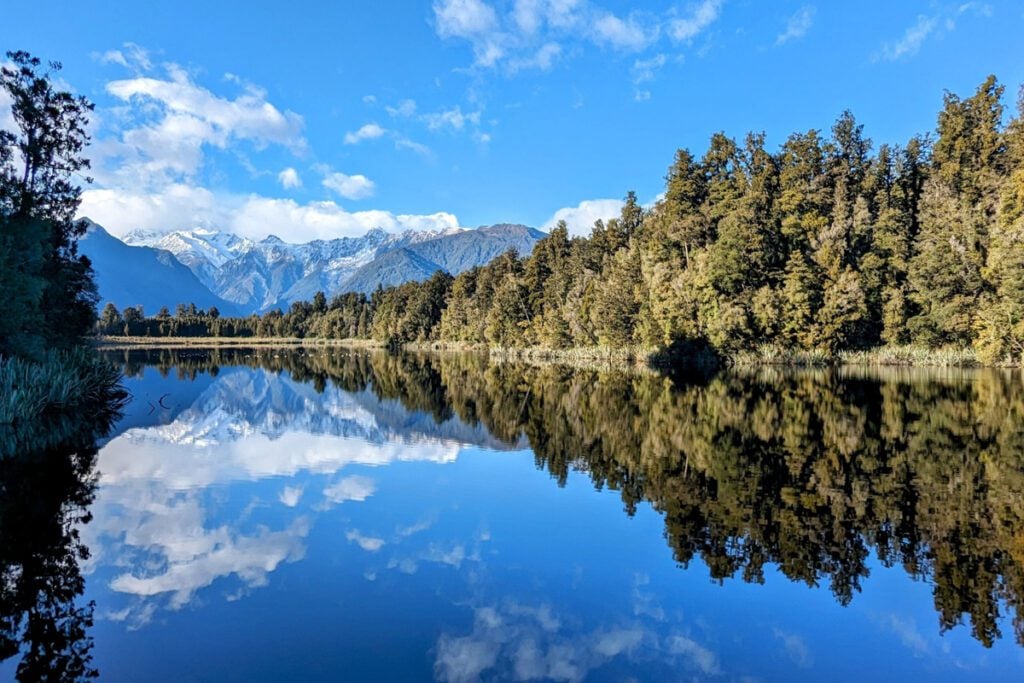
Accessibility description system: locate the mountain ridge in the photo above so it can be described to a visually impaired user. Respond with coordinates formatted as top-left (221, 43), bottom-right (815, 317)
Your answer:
top-left (80, 222), bottom-right (242, 316)
top-left (82, 220), bottom-right (545, 314)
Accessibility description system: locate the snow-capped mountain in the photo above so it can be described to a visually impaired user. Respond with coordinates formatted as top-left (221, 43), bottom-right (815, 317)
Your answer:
top-left (123, 227), bottom-right (255, 286)
top-left (109, 364), bottom-right (523, 452)
top-left (95, 222), bottom-right (545, 314)
top-left (81, 222), bottom-right (242, 316)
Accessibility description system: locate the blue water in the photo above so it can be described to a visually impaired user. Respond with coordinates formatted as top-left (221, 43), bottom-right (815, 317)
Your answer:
top-left (4, 350), bottom-right (1023, 681)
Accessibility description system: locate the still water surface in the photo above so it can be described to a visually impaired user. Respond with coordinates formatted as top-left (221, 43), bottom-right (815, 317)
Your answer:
top-left (4, 348), bottom-right (1024, 681)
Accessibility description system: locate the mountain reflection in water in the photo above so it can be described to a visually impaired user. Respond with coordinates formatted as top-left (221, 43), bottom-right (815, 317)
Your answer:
top-left (4, 346), bottom-right (1024, 681)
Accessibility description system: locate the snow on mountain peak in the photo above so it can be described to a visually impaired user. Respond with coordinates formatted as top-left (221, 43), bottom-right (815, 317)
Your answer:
top-left (97, 221), bottom-right (542, 314)
top-left (122, 228), bottom-right (168, 245)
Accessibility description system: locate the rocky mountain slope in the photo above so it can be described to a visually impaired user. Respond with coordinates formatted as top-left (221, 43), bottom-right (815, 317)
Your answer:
top-left (82, 220), bottom-right (544, 314)
top-left (80, 222), bottom-right (241, 315)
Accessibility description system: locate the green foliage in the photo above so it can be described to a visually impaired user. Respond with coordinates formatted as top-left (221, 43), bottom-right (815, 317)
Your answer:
top-left (0, 349), bottom-right (125, 426)
top-left (0, 51), bottom-right (97, 358)
top-left (98, 76), bottom-right (1024, 364)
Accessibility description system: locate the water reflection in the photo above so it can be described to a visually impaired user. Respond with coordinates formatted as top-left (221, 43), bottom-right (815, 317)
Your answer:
top-left (0, 392), bottom-right (123, 681)
top-left (85, 354), bottom-right (497, 627)
top-left (100, 348), bottom-right (1024, 653)
top-left (6, 347), bottom-right (1024, 680)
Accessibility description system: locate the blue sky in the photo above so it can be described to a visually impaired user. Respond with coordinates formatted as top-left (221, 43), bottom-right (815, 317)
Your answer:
top-left (2, 1), bottom-right (1023, 241)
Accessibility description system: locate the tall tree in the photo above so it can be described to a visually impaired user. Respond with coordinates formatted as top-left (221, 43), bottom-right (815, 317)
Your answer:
top-left (909, 77), bottom-right (1005, 345)
top-left (0, 51), bottom-right (96, 358)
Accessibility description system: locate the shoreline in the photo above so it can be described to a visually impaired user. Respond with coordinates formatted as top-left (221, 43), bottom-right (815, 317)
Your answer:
top-left (92, 337), bottom-right (1013, 369)
top-left (92, 336), bottom-right (381, 349)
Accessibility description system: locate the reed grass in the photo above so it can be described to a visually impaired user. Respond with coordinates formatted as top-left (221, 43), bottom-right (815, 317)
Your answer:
top-left (490, 345), bottom-right (657, 367)
top-left (838, 345), bottom-right (980, 367)
top-left (0, 349), bottom-right (127, 426)
top-left (729, 344), bottom-right (983, 368)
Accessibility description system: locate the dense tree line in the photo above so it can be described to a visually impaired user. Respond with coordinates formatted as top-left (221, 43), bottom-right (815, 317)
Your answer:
top-left (106, 347), bottom-right (1024, 647)
top-left (105, 76), bottom-right (1024, 363)
top-left (1, 51), bottom-right (98, 359)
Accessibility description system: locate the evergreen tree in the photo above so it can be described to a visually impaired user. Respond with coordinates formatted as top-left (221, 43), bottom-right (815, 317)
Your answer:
top-left (0, 51), bottom-right (96, 358)
top-left (781, 251), bottom-right (822, 349)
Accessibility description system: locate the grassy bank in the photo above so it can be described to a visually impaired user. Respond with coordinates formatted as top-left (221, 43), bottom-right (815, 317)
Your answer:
top-left (488, 345), bottom-right (664, 370)
top-left (95, 336), bottom-right (1008, 369)
top-left (95, 336), bottom-right (380, 349)
top-left (0, 349), bottom-right (127, 426)
top-left (731, 344), bottom-right (987, 368)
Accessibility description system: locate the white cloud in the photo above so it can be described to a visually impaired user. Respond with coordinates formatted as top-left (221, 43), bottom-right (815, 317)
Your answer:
top-left (370, 95), bottom-right (486, 143)
top-left (434, 0), bottom-right (500, 39)
top-left (279, 485), bottom-right (304, 507)
top-left (433, 601), bottom-right (716, 683)
top-left (433, 0), bottom-right (507, 67)
top-left (669, 0), bottom-right (722, 42)
top-left (397, 517), bottom-right (437, 537)
top-left (776, 6), bottom-right (815, 45)
top-left (229, 197), bottom-right (460, 241)
top-left (593, 628), bottom-right (643, 656)
top-left (880, 614), bottom-right (930, 656)
top-left (386, 99), bottom-right (418, 117)
top-left (875, 4), bottom-right (989, 62)
top-left (79, 185), bottom-right (461, 242)
top-left (109, 516), bottom-right (310, 609)
top-left (344, 122), bottom-right (386, 145)
top-left (0, 88), bottom-right (15, 134)
top-left (507, 42), bottom-right (562, 72)
top-left (346, 529), bottom-right (386, 552)
top-left (423, 105), bottom-right (482, 131)
top-left (433, 0), bottom-right (665, 72)
top-left (666, 635), bottom-right (719, 675)
top-left (95, 42), bottom-right (153, 71)
top-left (632, 53), bottom-right (667, 84)
top-left (543, 198), bottom-right (623, 237)
top-left (592, 13), bottom-right (655, 51)
top-left (323, 475), bottom-right (377, 504)
top-left (77, 50), bottom-right (456, 243)
top-left (425, 543), bottom-right (469, 568)
top-left (79, 184), bottom-right (222, 234)
top-left (773, 628), bottom-right (812, 668)
top-left (95, 63), bottom-right (304, 188)
top-left (394, 136), bottom-right (432, 156)
top-left (322, 172), bottom-right (376, 200)
top-left (334, 109), bottom-right (430, 154)
top-left (97, 50), bottom-right (129, 68)
top-left (877, 14), bottom-right (938, 61)
top-left (278, 167), bottom-right (302, 189)
top-left (512, 0), bottom-right (544, 34)
top-left (435, 632), bottom-right (502, 683)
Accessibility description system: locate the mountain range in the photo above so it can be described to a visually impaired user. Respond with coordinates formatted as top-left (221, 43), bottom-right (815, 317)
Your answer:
top-left (80, 220), bottom-right (545, 315)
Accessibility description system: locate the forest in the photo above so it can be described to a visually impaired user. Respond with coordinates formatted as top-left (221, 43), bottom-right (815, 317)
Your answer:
top-left (100, 75), bottom-right (1024, 364)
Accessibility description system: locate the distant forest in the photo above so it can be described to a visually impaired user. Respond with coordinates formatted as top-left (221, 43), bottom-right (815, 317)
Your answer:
top-left (100, 76), bottom-right (1024, 364)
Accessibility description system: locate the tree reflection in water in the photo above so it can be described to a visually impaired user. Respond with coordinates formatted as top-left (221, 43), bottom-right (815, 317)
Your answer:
top-left (104, 347), bottom-right (1024, 650)
top-left (0, 389), bottom-right (123, 681)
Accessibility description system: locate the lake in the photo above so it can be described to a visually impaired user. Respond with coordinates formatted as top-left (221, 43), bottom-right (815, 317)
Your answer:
top-left (3, 347), bottom-right (1024, 681)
